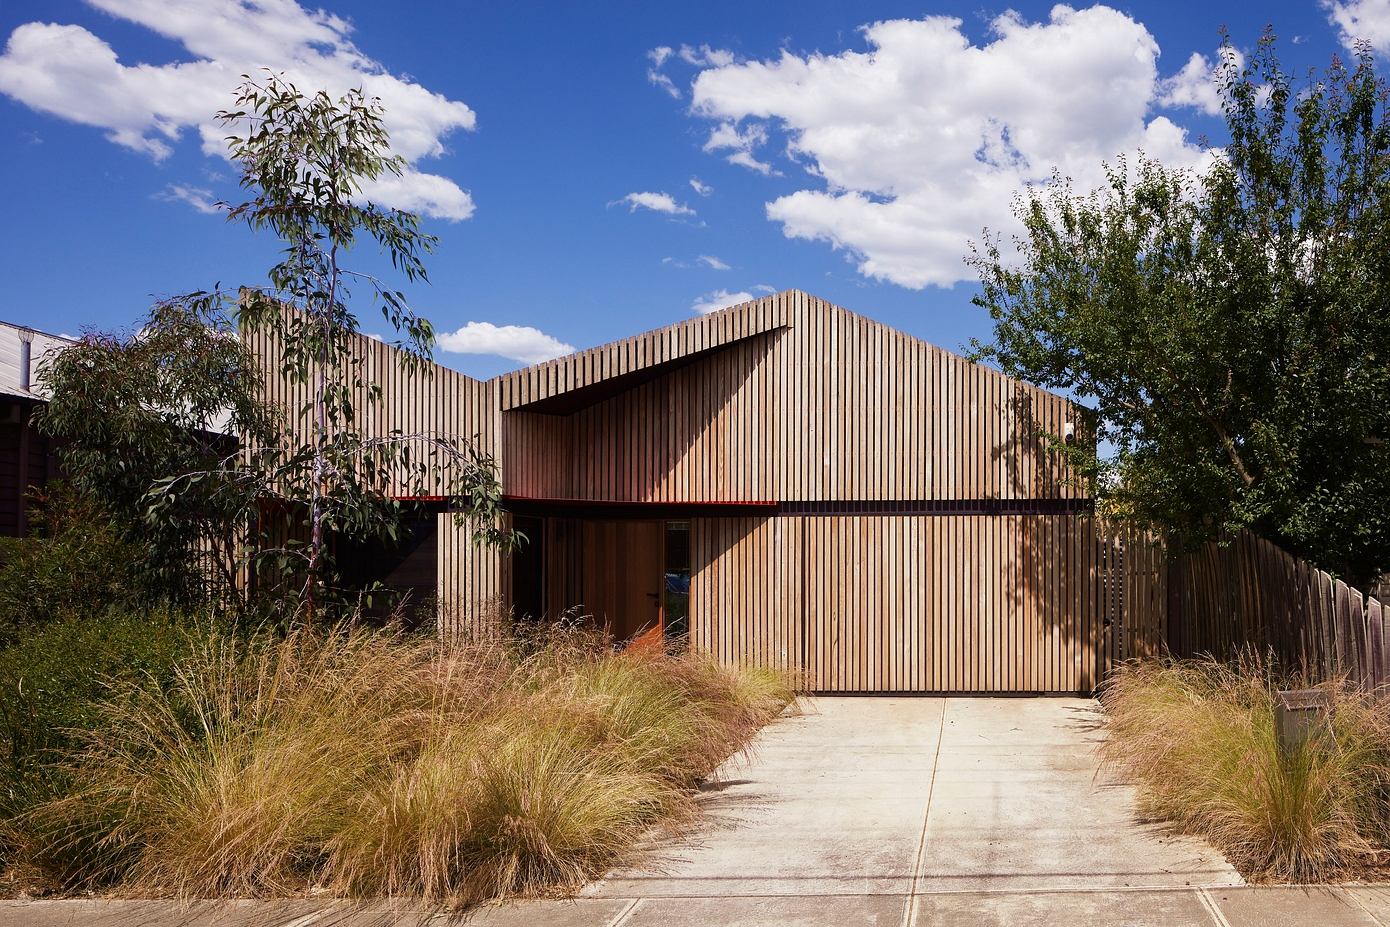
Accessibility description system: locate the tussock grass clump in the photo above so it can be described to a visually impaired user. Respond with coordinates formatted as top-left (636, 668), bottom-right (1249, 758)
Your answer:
top-left (1099, 657), bottom-right (1390, 882)
top-left (8, 624), bottom-right (795, 906)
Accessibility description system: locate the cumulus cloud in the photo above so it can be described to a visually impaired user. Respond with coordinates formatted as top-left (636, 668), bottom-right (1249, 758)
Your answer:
top-left (616, 191), bottom-right (696, 216)
top-left (1324, 0), bottom-right (1390, 53)
top-left (155, 183), bottom-right (221, 214)
top-left (689, 176), bottom-right (712, 196)
top-left (677, 6), bottom-right (1214, 289)
top-left (0, 0), bottom-right (477, 220)
top-left (1157, 48), bottom-right (1243, 116)
top-left (697, 254), bottom-right (730, 270)
top-left (690, 288), bottom-right (756, 315)
top-left (437, 322), bottom-right (576, 365)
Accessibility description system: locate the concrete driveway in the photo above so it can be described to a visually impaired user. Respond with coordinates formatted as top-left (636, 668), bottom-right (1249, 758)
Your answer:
top-left (583, 696), bottom-right (1241, 903)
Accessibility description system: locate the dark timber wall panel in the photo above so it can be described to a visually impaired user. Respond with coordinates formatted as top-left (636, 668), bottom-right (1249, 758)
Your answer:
top-left (688, 513), bottom-right (1102, 693)
top-left (502, 291), bottom-right (1080, 503)
top-left (0, 402), bottom-right (59, 537)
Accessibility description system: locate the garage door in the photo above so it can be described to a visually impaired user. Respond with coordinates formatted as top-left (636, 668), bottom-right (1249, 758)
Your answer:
top-left (691, 514), bottom-right (1106, 693)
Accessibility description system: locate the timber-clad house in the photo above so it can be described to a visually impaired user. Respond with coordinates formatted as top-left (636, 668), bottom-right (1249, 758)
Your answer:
top-left (256, 289), bottom-right (1103, 694)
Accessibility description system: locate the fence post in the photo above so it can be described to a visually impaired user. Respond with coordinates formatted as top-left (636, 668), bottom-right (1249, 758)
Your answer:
top-left (1274, 689), bottom-right (1331, 757)
top-left (1165, 541), bottom-right (1184, 657)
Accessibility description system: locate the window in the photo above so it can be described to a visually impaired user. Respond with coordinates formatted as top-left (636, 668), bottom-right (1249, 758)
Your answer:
top-left (664, 520), bottom-right (691, 639)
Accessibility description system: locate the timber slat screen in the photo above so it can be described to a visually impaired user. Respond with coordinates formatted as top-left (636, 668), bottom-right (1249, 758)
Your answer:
top-left (436, 513), bottom-right (509, 639)
top-left (251, 291), bottom-right (1110, 692)
top-left (496, 291), bottom-right (1100, 692)
top-left (243, 320), bottom-right (501, 500)
top-left (689, 514), bottom-right (1105, 693)
top-left (244, 320), bottom-right (507, 635)
top-left (248, 292), bottom-right (1390, 695)
top-left (501, 290), bottom-right (1081, 504)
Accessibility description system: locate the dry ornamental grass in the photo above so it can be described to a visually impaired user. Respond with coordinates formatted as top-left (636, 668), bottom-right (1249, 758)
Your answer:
top-left (1099, 656), bottom-right (1390, 883)
top-left (5, 623), bottom-right (795, 907)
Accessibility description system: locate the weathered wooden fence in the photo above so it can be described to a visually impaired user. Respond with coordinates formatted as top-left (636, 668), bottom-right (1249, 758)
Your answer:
top-left (1114, 529), bottom-right (1389, 690)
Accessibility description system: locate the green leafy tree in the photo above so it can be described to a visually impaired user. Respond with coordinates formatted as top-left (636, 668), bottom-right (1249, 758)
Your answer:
top-left (36, 296), bottom-right (277, 604)
top-left (971, 36), bottom-right (1390, 588)
top-left (222, 72), bottom-right (509, 614)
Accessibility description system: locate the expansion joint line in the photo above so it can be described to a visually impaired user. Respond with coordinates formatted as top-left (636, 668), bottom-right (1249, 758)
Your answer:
top-left (1196, 888), bottom-right (1233, 927)
top-left (607, 898), bottom-right (641, 927)
top-left (1345, 889), bottom-right (1389, 927)
top-left (902, 701), bottom-right (949, 927)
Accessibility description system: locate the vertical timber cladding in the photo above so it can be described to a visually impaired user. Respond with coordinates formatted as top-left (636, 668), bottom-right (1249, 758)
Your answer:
top-left (495, 290), bottom-right (1098, 692)
top-left (690, 514), bottom-right (1103, 694)
top-left (436, 512), bottom-right (510, 637)
top-left (243, 319), bottom-right (506, 632)
top-left (690, 516), bottom-right (804, 675)
top-left (498, 289), bottom-right (1080, 503)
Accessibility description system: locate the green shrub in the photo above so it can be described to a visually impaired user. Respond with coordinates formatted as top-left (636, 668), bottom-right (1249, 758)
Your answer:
top-left (0, 487), bottom-right (167, 644)
top-left (12, 624), bottom-right (796, 905)
top-left (0, 609), bottom-right (196, 824)
top-left (1099, 657), bottom-right (1390, 882)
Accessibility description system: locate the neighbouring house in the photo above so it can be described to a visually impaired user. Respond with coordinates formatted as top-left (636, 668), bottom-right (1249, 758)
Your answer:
top-left (249, 290), bottom-right (1112, 694)
top-left (0, 321), bottom-right (71, 537)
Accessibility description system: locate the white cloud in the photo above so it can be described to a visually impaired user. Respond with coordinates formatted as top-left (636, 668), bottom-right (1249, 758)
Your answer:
top-left (678, 44), bottom-right (735, 68)
top-left (682, 6), bottom-right (1215, 289)
top-left (703, 120), bottom-right (776, 175)
top-left (663, 254), bottom-right (731, 270)
top-left (690, 288), bottom-right (755, 315)
top-left (155, 182), bottom-right (221, 214)
top-left (689, 176), bottom-right (712, 196)
top-left (646, 45), bottom-right (680, 98)
top-left (437, 322), bottom-right (576, 365)
top-left (1325, 0), bottom-right (1390, 53)
top-left (0, 0), bottom-right (476, 220)
top-left (616, 191), bottom-right (696, 216)
top-left (1158, 48), bottom-right (1243, 117)
top-left (360, 166), bottom-right (474, 221)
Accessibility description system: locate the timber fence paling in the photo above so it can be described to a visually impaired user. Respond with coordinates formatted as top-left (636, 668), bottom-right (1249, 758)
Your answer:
top-left (1113, 527), bottom-right (1387, 691)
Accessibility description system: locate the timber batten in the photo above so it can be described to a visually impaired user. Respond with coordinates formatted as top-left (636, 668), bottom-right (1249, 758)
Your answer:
top-left (250, 289), bottom-right (1105, 693)
top-left (500, 291), bottom-right (1080, 504)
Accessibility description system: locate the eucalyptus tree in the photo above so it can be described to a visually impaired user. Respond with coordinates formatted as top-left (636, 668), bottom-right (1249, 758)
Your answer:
top-left (221, 72), bottom-right (509, 615)
top-left (971, 36), bottom-right (1390, 588)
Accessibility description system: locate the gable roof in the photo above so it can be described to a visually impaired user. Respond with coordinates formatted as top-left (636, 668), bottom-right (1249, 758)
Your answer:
top-left (494, 293), bottom-right (788, 412)
top-left (491, 288), bottom-right (1071, 413)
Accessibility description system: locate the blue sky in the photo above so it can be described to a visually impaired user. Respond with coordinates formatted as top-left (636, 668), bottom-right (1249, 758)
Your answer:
top-left (0, 0), bottom-right (1375, 379)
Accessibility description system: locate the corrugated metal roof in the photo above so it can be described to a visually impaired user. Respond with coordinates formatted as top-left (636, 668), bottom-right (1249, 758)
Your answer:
top-left (0, 321), bottom-right (75, 401)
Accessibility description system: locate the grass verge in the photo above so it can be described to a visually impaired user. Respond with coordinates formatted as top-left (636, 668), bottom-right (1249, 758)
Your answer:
top-left (1099, 656), bottom-right (1390, 882)
top-left (6, 624), bottom-right (795, 906)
